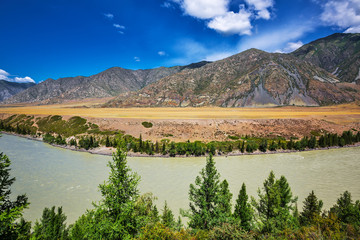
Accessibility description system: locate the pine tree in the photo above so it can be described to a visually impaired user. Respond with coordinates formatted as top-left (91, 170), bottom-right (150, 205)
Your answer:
top-left (183, 154), bottom-right (231, 230)
top-left (161, 201), bottom-right (175, 229)
top-left (300, 190), bottom-right (323, 226)
top-left (98, 148), bottom-right (140, 219)
top-left (240, 141), bottom-right (245, 153)
top-left (0, 152), bottom-right (30, 239)
top-left (33, 206), bottom-right (69, 239)
top-left (234, 183), bottom-right (252, 231)
top-left (330, 191), bottom-right (359, 225)
top-left (105, 136), bottom-right (110, 147)
top-left (218, 179), bottom-right (233, 219)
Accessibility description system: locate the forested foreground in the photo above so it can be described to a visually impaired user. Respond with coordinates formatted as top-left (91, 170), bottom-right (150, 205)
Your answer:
top-left (1, 147), bottom-right (360, 240)
top-left (1, 114), bottom-right (360, 157)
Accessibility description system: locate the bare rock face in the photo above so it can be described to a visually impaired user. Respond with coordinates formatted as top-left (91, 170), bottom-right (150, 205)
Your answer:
top-left (291, 33), bottom-right (360, 84)
top-left (4, 62), bottom-right (210, 104)
top-left (0, 80), bottom-right (36, 102)
top-left (105, 49), bottom-right (359, 107)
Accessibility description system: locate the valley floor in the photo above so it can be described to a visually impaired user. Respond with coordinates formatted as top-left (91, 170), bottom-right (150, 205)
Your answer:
top-left (0, 102), bottom-right (359, 142)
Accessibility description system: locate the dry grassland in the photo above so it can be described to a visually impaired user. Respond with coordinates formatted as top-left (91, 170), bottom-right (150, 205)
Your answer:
top-left (0, 103), bottom-right (359, 123)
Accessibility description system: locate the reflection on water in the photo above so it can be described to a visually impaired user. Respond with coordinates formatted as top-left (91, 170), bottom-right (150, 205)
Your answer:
top-left (0, 133), bottom-right (359, 224)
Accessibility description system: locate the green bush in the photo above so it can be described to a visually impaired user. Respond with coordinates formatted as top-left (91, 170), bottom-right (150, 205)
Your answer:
top-left (142, 121), bottom-right (153, 128)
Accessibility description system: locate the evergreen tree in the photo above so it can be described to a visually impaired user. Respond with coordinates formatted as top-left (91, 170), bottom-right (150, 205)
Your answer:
top-left (240, 141), bottom-right (245, 153)
top-left (218, 179), bottom-right (233, 220)
top-left (330, 191), bottom-right (360, 225)
top-left (252, 171), bottom-right (297, 232)
top-left (300, 190), bottom-right (323, 226)
top-left (0, 152), bottom-right (30, 239)
top-left (259, 139), bottom-right (268, 152)
top-left (183, 154), bottom-right (231, 230)
top-left (161, 201), bottom-right (175, 229)
top-left (33, 206), bottom-right (69, 240)
top-left (105, 136), bottom-right (110, 147)
top-left (234, 183), bottom-right (252, 231)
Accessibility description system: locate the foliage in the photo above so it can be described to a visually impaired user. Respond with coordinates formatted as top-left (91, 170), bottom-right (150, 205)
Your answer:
top-left (0, 152), bottom-right (30, 240)
top-left (208, 222), bottom-right (255, 240)
top-left (161, 201), bottom-right (176, 229)
top-left (182, 154), bottom-right (232, 230)
top-left (32, 206), bottom-right (69, 240)
top-left (252, 171), bottom-right (297, 233)
top-left (234, 183), bottom-right (253, 231)
top-left (299, 190), bottom-right (323, 226)
top-left (141, 121), bottom-right (153, 128)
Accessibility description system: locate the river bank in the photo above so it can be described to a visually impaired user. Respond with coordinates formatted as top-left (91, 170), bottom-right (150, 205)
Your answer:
top-left (2, 131), bottom-right (360, 158)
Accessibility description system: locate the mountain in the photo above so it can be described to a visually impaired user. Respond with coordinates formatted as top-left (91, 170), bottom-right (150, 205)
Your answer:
top-left (0, 80), bottom-right (36, 102)
top-left (105, 49), bottom-right (359, 107)
top-left (291, 33), bottom-right (360, 84)
top-left (4, 62), bottom-right (210, 104)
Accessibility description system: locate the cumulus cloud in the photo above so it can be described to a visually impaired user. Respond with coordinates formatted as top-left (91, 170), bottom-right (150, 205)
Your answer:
top-left (208, 7), bottom-right (252, 35)
top-left (0, 69), bottom-right (35, 83)
top-left (104, 13), bottom-right (114, 19)
top-left (134, 56), bottom-right (141, 62)
top-left (180, 0), bottom-right (229, 19)
top-left (158, 51), bottom-right (167, 56)
top-left (320, 0), bottom-right (360, 32)
top-left (113, 24), bottom-right (125, 29)
top-left (245, 0), bottom-right (274, 20)
top-left (172, 0), bottom-right (273, 35)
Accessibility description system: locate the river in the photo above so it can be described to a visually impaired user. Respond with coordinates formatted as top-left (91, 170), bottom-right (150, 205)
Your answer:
top-left (0, 133), bottom-right (359, 224)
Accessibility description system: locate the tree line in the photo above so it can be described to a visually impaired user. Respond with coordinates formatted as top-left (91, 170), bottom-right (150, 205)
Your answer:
top-left (1, 148), bottom-right (359, 239)
top-left (1, 115), bottom-right (360, 157)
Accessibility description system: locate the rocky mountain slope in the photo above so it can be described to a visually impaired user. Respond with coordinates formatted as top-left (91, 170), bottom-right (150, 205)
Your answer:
top-left (291, 33), bottom-right (360, 84)
top-left (105, 49), bottom-right (359, 107)
top-left (0, 80), bottom-right (36, 102)
top-left (4, 62), bottom-right (210, 104)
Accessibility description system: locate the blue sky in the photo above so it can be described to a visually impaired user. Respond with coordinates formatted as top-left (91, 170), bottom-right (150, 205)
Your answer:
top-left (0, 0), bottom-right (359, 83)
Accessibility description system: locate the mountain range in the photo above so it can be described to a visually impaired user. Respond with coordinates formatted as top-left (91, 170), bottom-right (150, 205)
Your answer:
top-left (2, 33), bottom-right (360, 107)
top-left (0, 80), bottom-right (36, 102)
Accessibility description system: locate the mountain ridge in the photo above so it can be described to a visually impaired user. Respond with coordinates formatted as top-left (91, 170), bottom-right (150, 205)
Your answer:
top-left (0, 80), bottom-right (36, 102)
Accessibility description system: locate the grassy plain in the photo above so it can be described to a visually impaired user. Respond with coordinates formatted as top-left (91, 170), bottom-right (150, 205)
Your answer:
top-left (0, 102), bottom-right (359, 123)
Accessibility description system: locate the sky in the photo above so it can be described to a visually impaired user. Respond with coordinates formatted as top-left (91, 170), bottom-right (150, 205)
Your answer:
top-left (0, 0), bottom-right (359, 83)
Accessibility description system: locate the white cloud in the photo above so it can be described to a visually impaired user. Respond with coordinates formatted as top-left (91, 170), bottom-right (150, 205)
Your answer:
top-left (168, 39), bottom-right (236, 65)
top-left (172, 0), bottom-right (274, 36)
top-left (238, 23), bottom-right (313, 52)
top-left (158, 51), bottom-right (166, 56)
top-left (13, 76), bottom-right (35, 83)
top-left (344, 25), bottom-right (360, 33)
top-left (207, 7), bottom-right (252, 35)
top-left (113, 24), bottom-right (125, 29)
top-left (0, 69), bottom-right (10, 80)
top-left (245, 0), bottom-right (273, 20)
top-left (0, 69), bottom-right (35, 83)
top-left (320, 0), bottom-right (360, 32)
top-left (275, 41), bottom-right (304, 53)
top-left (134, 56), bottom-right (141, 62)
top-left (104, 13), bottom-right (114, 19)
top-left (180, 0), bottom-right (229, 19)
top-left (161, 1), bottom-right (173, 8)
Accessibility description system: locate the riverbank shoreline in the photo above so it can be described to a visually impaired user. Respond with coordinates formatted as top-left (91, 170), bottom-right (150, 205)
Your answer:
top-left (2, 131), bottom-right (360, 158)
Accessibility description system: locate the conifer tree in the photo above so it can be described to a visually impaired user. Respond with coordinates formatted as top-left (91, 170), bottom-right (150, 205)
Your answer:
top-left (234, 183), bottom-right (252, 231)
top-left (33, 206), bottom-right (69, 239)
top-left (183, 154), bottom-right (231, 230)
top-left (161, 201), bottom-right (175, 229)
top-left (0, 152), bottom-right (30, 239)
top-left (300, 190), bottom-right (323, 226)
